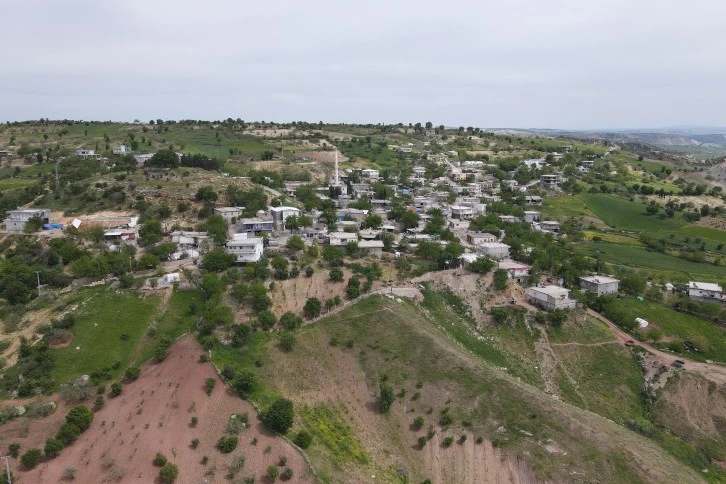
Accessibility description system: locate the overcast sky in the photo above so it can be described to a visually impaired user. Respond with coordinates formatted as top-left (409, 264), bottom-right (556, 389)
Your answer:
top-left (2, 0), bottom-right (725, 129)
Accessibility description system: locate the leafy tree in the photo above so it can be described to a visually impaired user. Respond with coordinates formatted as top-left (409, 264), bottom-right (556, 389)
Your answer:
top-left (147, 149), bottom-right (180, 168)
top-left (491, 307), bottom-right (509, 325)
top-left (285, 215), bottom-right (300, 232)
top-left (279, 332), bottom-right (296, 352)
top-left (125, 366), bottom-right (141, 381)
top-left (267, 465), bottom-right (280, 480)
top-left (66, 405), bottom-right (93, 431)
top-left (8, 443), bottom-right (20, 458)
top-left (217, 436), bottom-right (238, 453)
top-left (286, 235), bottom-right (305, 251)
top-left (20, 448), bottom-right (42, 469)
top-left (257, 310), bottom-right (277, 329)
top-left (645, 327), bottom-right (663, 343)
top-left (201, 247), bottom-right (235, 272)
top-left (110, 382), bottom-right (123, 396)
top-left (153, 453), bottom-right (168, 466)
top-left (233, 370), bottom-right (258, 398)
top-left (280, 311), bottom-right (303, 330)
top-left (379, 383), bottom-right (395, 412)
top-left (23, 215), bottom-right (44, 233)
top-left (140, 219), bottom-right (163, 245)
top-left (138, 252), bottom-right (160, 269)
top-left (329, 266), bottom-right (344, 282)
top-left (303, 297), bottom-right (322, 319)
top-left (305, 266), bottom-right (314, 277)
top-left (195, 186), bottom-right (218, 202)
top-left (346, 276), bottom-right (361, 299)
top-left (294, 430), bottom-right (312, 449)
top-left (159, 462), bottom-right (179, 483)
top-left (493, 269), bottom-right (508, 291)
top-left (56, 423), bottom-right (81, 445)
top-left (154, 337), bottom-right (173, 361)
top-left (361, 214), bottom-right (383, 229)
top-left (620, 273), bottom-right (646, 295)
top-left (262, 398), bottom-right (294, 433)
top-left (44, 438), bottom-right (63, 457)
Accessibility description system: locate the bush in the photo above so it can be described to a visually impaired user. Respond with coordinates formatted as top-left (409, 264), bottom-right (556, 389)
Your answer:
top-left (191, 416), bottom-right (198, 427)
top-left (303, 297), bottom-right (322, 319)
top-left (44, 438), bottom-right (63, 457)
top-left (153, 452), bottom-right (168, 466)
top-left (159, 462), bottom-right (179, 483)
top-left (412, 416), bottom-right (425, 431)
top-left (418, 436), bottom-right (427, 448)
top-left (443, 436), bottom-right (454, 447)
top-left (205, 378), bottom-right (216, 396)
top-left (262, 398), bottom-right (294, 434)
top-left (379, 383), bottom-right (395, 413)
top-left (294, 430), bottom-right (312, 449)
top-left (279, 332), bottom-right (296, 352)
top-left (154, 337), bottom-right (173, 361)
top-left (20, 448), bottom-right (42, 469)
top-left (110, 382), bottom-right (122, 397)
top-left (281, 467), bottom-right (293, 480)
top-left (66, 405), bottom-right (93, 431)
top-left (439, 414), bottom-right (453, 426)
top-left (280, 311), bottom-right (303, 330)
top-left (8, 443), bottom-right (20, 458)
top-left (56, 423), bottom-right (81, 445)
top-left (124, 366), bottom-right (141, 381)
top-left (217, 436), bottom-right (238, 453)
top-left (93, 394), bottom-right (104, 411)
top-left (191, 438), bottom-right (199, 449)
top-left (233, 370), bottom-right (257, 399)
top-left (329, 267), bottom-right (344, 282)
top-left (267, 465), bottom-right (280, 480)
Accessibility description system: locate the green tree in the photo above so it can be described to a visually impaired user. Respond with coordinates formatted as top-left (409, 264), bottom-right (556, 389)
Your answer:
top-left (159, 462), bottom-right (179, 483)
top-left (645, 327), bottom-right (663, 343)
top-left (346, 276), bottom-right (361, 299)
top-left (125, 366), bottom-right (141, 381)
top-left (279, 332), bottom-right (296, 352)
top-left (329, 266), bottom-right (344, 282)
top-left (20, 448), bottom-right (42, 469)
top-left (303, 297), bottom-right (322, 319)
top-left (195, 186), bottom-right (218, 202)
top-left (56, 423), bottom-right (81, 445)
top-left (201, 247), bottom-right (235, 272)
top-left (286, 235), bottom-right (305, 251)
top-left (44, 438), bottom-right (63, 457)
top-left (361, 214), bottom-right (383, 229)
top-left (280, 311), bottom-right (303, 330)
top-left (493, 269), bottom-right (508, 291)
top-left (65, 405), bottom-right (93, 431)
top-left (267, 465), bottom-right (280, 480)
top-left (23, 215), bottom-right (44, 233)
top-left (138, 252), bottom-right (160, 269)
top-left (294, 430), bottom-right (312, 449)
top-left (140, 219), bottom-right (163, 245)
top-left (379, 383), bottom-right (395, 412)
top-left (262, 398), bottom-right (294, 433)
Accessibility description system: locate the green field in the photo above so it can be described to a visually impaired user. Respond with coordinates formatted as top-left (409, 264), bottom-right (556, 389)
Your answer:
top-left (581, 194), bottom-right (687, 232)
top-left (576, 241), bottom-right (725, 280)
top-left (51, 289), bottom-right (160, 384)
top-left (609, 298), bottom-right (726, 363)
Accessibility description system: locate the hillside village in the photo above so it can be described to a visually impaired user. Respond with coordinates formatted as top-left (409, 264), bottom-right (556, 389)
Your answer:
top-left (0, 120), bottom-right (725, 483)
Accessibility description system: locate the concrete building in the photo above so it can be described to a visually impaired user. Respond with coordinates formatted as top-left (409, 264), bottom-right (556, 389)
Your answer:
top-left (537, 221), bottom-right (561, 234)
top-left (225, 234), bottom-right (264, 263)
top-left (213, 207), bottom-right (245, 224)
top-left (327, 232), bottom-right (359, 246)
top-left (134, 154), bottom-right (154, 166)
top-left (3, 208), bottom-right (51, 232)
top-left (498, 260), bottom-right (531, 282)
top-left (269, 206), bottom-right (302, 230)
top-left (540, 174), bottom-right (562, 189)
top-left (688, 282), bottom-right (725, 302)
top-left (525, 195), bottom-right (543, 206)
top-left (467, 232), bottom-right (497, 245)
top-left (450, 205), bottom-right (474, 220)
top-left (360, 168), bottom-right (380, 179)
top-left (171, 231), bottom-right (210, 250)
top-left (579, 276), bottom-right (620, 295)
top-left (524, 211), bottom-right (540, 223)
top-left (477, 242), bottom-right (510, 260)
top-left (238, 217), bottom-right (274, 233)
top-left (526, 285), bottom-right (577, 310)
top-left (358, 240), bottom-right (384, 255)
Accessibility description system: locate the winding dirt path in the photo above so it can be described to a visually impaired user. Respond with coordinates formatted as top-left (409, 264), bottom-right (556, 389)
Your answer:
top-left (587, 309), bottom-right (726, 385)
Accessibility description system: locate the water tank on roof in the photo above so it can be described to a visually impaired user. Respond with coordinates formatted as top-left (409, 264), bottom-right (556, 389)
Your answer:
top-left (257, 210), bottom-right (266, 217)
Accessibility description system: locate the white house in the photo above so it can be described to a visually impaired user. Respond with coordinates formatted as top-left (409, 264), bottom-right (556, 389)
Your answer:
top-left (525, 195), bottom-right (543, 206)
top-left (327, 232), bottom-right (359, 246)
top-left (225, 234), bottom-right (264, 263)
top-left (3, 208), bottom-right (51, 232)
top-left (477, 242), bottom-right (510, 260)
top-left (213, 206), bottom-right (245, 224)
top-left (134, 154), bottom-right (154, 166)
top-left (75, 149), bottom-right (98, 159)
top-left (579, 276), bottom-right (620, 295)
top-left (450, 205), bottom-right (474, 220)
top-left (269, 206), bottom-right (302, 230)
top-left (524, 211), bottom-right (540, 223)
top-left (112, 145), bottom-right (127, 155)
top-left (467, 232), bottom-right (497, 245)
top-left (536, 221), bottom-right (561, 234)
top-left (358, 240), bottom-right (384, 255)
top-left (238, 217), bottom-right (274, 233)
top-left (526, 285), bottom-right (577, 310)
top-left (171, 231), bottom-right (210, 250)
top-left (688, 282), bottom-right (725, 302)
top-left (360, 168), bottom-right (380, 179)
top-left (540, 174), bottom-right (562, 189)
top-left (498, 260), bottom-right (531, 282)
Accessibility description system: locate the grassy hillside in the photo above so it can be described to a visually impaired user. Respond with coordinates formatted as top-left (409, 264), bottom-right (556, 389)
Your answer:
top-left (257, 296), bottom-right (704, 483)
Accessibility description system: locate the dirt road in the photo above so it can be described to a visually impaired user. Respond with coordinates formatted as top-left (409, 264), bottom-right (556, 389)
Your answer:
top-left (587, 309), bottom-right (726, 385)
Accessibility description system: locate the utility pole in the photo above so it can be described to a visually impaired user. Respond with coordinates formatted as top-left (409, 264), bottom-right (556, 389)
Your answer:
top-left (1, 455), bottom-right (11, 484)
top-left (34, 271), bottom-right (41, 298)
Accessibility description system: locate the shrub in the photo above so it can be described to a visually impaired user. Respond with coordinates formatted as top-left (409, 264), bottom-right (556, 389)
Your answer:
top-left (66, 405), bottom-right (93, 431)
top-left (303, 297), bottom-right (322, 319)
top-left (154, 337), bottom-right (173, 361)
top-left (267, 465), bottom-right (280, 480)
top-left (279, 311), bottom-right (302, 330)
top-left (20, 448), bottom-right (42, 469)
top-left (418, 436), bottom-right (427, 448)
top-left (124, 366), bottom-right (141, 381)
top-left (110, 382), bottom-right (122, 396)
top-left (439, 414), bottom-right (453, 426)
top-left (233, 370), bottom-right (257, 399)
top-left (294, 430), bottom-right (312, 449)
top-left (191, 416), bottom-right (198, 427)
top-left (443, 437), bottom-right (454, 447)
top-left (56, 423), bottom-right (81, 445)
top-left (153, 453), bottom-right (168, 466)
top-left (205, 378), bottom-right (216, 396)
top-left (62, 467), bottom-right (77, 480)
top-left (281, 467), bottom-right (293, 480)
top-left (159, 462), bottom-right (179, 483)
top-left (45, 438), bottom-right (64, 457)
top-left (379, 383), bottom-right (395, 413)
top-left (412, 416), bottom-right (425, 431)
top-left (93, 395), bottom-right (104, 411)
top-left (279, 332), bottom-right (296, 352)
top-left (217, 436), bottom-right (238, 453)
top-left (305, 266), bottom-right (314, 277)
top-left (262, 398), bottom-right (294, 434)
top-left (277, 456), bottom-right (287, 467)
top-left (191, 438), bottom-right (199, 449)
top-left (8, 443), bottom-right (20, 458)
